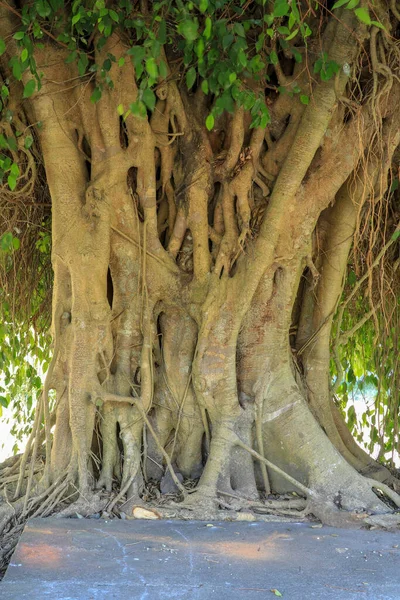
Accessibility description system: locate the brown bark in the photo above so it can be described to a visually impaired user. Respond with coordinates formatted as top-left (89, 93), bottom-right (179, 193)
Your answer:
top-left (1, 3), bottom-right (400, 530)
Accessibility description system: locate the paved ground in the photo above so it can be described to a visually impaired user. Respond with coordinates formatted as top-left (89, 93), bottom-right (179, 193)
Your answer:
top-left (1, 517), bottom-right (399, 599)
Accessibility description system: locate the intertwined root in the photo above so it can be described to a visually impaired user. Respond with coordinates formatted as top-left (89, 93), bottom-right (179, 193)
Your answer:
top-left (0, 4), bottom-right (400, 581)
top-left (1, 408), bottom-right (400, 581)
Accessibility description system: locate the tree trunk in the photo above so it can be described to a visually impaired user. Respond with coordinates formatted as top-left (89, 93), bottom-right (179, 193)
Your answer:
top-left (1, 2), bottom-right (400, 528)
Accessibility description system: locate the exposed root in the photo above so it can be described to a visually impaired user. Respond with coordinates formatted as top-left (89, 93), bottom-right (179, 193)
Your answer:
top-left (1, 5), bottom-right (400, 584)
top-left (148, 504), bottom-right (306, 524)
top-left (367, 479), bottom-right (400, 508)
top-left (364, 513), bottom-right (400, 529)
top-left (56, 491), bottom-right (108, 518)
top-left (234, 437), bottom-right (311, 497)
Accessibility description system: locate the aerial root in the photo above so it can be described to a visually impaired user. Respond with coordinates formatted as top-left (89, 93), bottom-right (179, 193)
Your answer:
top-left (367, 478), bottom-right (400, 508)
top-left (137, 404), bottom-right (187, 497)
top-left (107, 476), bottom-right (136, 514)
top-left (234, 436), bottom-right (311, 497)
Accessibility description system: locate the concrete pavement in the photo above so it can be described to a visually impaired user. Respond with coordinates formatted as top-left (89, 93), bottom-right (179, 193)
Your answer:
top-left (1, 517), bottom-right (399, 599)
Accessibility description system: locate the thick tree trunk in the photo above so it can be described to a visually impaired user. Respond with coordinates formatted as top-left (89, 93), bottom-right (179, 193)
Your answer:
top-left (1, 2), bottom-right (400, 529)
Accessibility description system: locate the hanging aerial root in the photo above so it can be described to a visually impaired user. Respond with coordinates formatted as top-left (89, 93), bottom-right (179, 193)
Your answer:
top-left (138, 404), bottom-right (186, 496)
top-left (234, 437), bottom-right (311, 497)
top-left (22, 396), bottom-right (44, 510)
top-left (107, 476), bottom-right (135, 513)
top-left (255, 397), bottom-right (271, 495)
top-left (99, 393), bottom-right (186, 497)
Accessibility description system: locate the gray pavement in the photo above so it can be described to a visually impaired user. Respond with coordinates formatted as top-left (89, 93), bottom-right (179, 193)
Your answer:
top-left (1, 517), bottom-right (399, 599)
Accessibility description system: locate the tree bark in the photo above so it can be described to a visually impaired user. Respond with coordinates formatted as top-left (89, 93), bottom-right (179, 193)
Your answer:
top-left (1, 2), bottom-right (400, 528)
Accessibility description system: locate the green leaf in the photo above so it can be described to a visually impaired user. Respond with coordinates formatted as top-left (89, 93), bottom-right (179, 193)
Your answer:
top-left (271, 590), bottom-right (283, 597)
top-left (150, 40), bottom-right (161, 61)
top-left (215, 92), bottom-right (234, 113)
top-left (260, 107), bottom-right (270, 129)
top-left (201, 79), bottom-right (209, 94)
top-left (21, 48), bottom-right (28, 63)
top-left (0, 38), bottom-right (5, 56)
top-left (285, 28), bottom-right (298, 41)
top-left (10, 163), bottom-right (20, 177)
top-left (391, 178), bottom-right (399, 193)
top-left (348, 270), bottom-right (357, 285)
top-left (117, 104), bottom-right (124, 116)
top-left (142, 88), bottom-right (156, 111)
top-left (102, 58), bottom-right (112, 72)
top-left (109, 9), bottom-right (119, 23)
top-left (0, 232), bottom-right (12, 250)
top-left (145, 57), bottom-right (158, 79)
top-left (72, 13), bottom-right (81, 25)
top-left (354, 7), bottom-right (371, 25)
top-left (78, 53), bottom-right (89, 76)
top-left (205, 113), bottom-right (214, 131)
top-left (13, 31), bottom-right (25, 40)
top-left (273, 0), bottom-right (289, 17)
top-left (195, 37), bottom-right (204, 59)
top-left (159, 60), bottom-right (167, 78)
top-left (269, 50), bottom-right (279, 65)
top-left (118, 57), bottom-right (125, 67)
top-left (347, 404), bottom-right (356, 425)
top-left (36, 0), bottom-right (51, 18)
top-left (12, 60), bottom-right (22, 81)
top-left (65, 50), bottom-right (77, 64)
top-left (130, 99), bottom-right (147, 118)
top-left (23, 80), bottom-right (36, 99)
top-left (346, 0), bottom-right (359, 9)
top-left (178, 19), bottom-right (199, 42)
top-left (291, 47), bottom-right (302, 63)
top-left (186, 67), bottom-right (196, 90)
top-left (332, 0), bottom-right (350, 8)
top-left (24, 135), bottom-right (33, 149)
top-left (237, 48), bottom-right (247, 67)
top-left (12, 237), bottom-right (20, 250)
top-left (256, 32), bottom-right (265, 52)
top-left (277, 26), bottom-right (290, 35)
top-left (199, 0), bottom-right (208, 12)
top-left (7, 136), bottom-right (17, 151)
top-left (222, 34), bottom-right (234, 50)
top-left (90, 86), bottom-right (102, 103)
top-left (0, 396), bottom-right (8, 408)
top-left (127, 46), bottom-right (145, 65)
top-left (8, 175), bottom-right (16, 190)
top-left (300, 94), bottom-right (309, 105)
top-left (203, 17), bottom-right (212, 40)
top-left (391, 229), bottom-right (400, 242)
top-left (371, 20), bottom-right (385, 30)
top-left (234, 23), bottom-right (245, 37)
